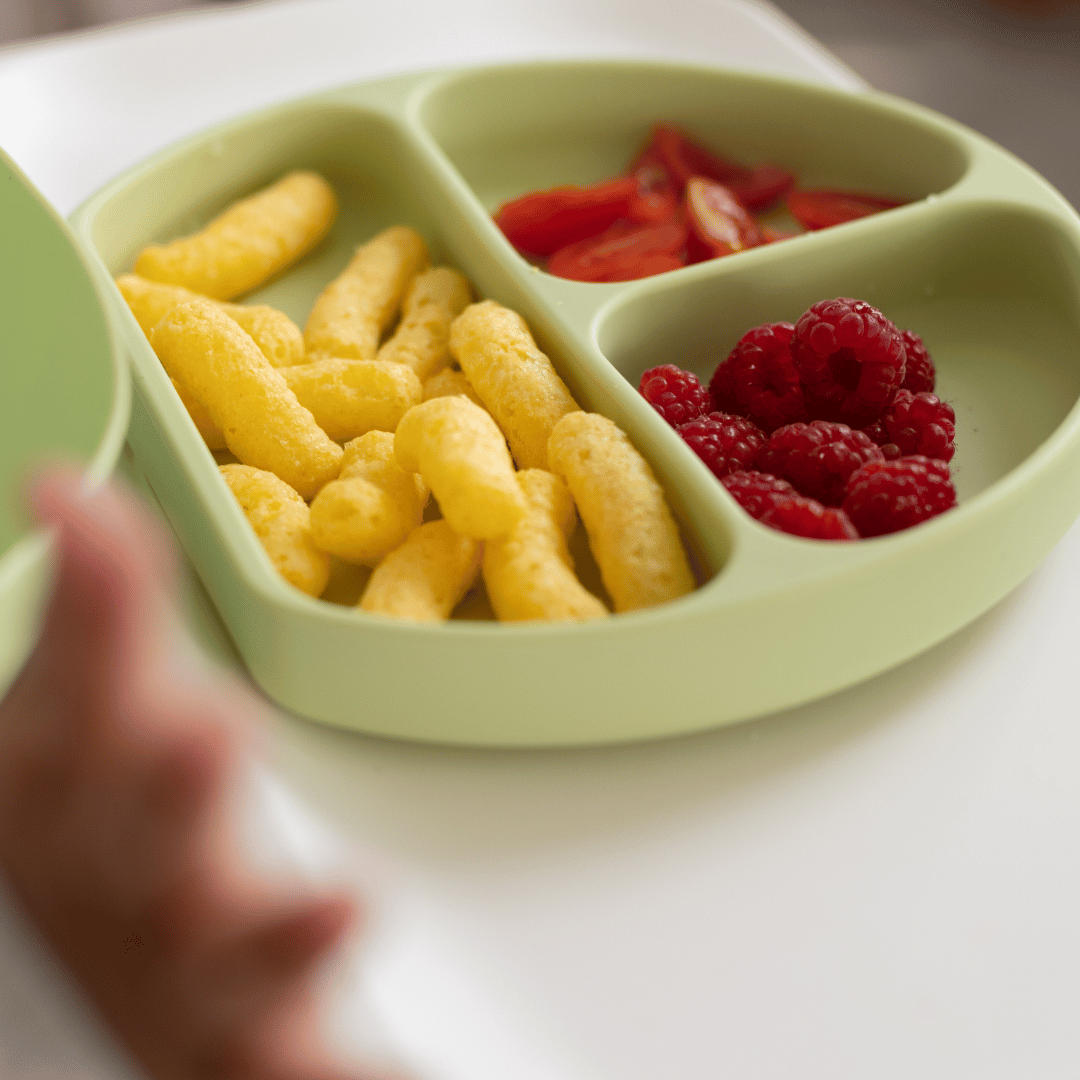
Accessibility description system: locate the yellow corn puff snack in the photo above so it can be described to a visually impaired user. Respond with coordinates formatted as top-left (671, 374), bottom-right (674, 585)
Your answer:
top-left (547, 412), bottom-right (695, 613)
top-left (280, 357), bottom-right (421, 442)
top-left (116, 274), bottom-right (305, 367)
top-left (483, 469), bottom-right (608, 623)
top-left (421, 367), bottom-right (486, 410)
top-left (359, 520), bottom-right (481, 623)
top-left (134, 171), bottom-right (337, 300)
top-left (376, 267), bottom-right (472, 380)
top-left (170, 377), bottom-right (227, 450)
top-left (309, 431), bottom-right (429, 566)
top-left (220, 464), bottom-right (330, 597)
top-left (394, 396), bottom-right (525, 540)
top-left (151, 299), bottom-right (342, 499)
top-left (224, 304), bottom-right (305, 367)
top-left (449, 299), bottom-right (580, 469)
top-left (304, 226), bottom-right (428, 361)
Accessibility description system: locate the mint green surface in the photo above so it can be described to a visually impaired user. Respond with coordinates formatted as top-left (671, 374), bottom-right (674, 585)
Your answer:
top-left (0, 149), bottom-right (130, 695)
top-left (69, 61), bottom-right (1080, 746)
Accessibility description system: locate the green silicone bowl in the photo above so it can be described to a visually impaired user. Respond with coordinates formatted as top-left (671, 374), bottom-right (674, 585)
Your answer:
top-left (0, 148), bottom-right (130, 697)
top-left (69, 60), bottom-right (1080, 746)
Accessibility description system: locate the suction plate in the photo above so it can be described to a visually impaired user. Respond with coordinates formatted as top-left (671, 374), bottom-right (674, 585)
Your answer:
top-left (69, 61), bottom-right (1080, 746)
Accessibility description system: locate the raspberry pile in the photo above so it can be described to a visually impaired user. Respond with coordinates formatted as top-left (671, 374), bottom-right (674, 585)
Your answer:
top-left (639, 297), bottom-right (957, 540)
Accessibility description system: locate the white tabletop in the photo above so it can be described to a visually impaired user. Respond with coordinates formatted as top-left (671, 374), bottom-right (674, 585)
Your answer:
top-left (2, 3), bottom-right (1079, 1078)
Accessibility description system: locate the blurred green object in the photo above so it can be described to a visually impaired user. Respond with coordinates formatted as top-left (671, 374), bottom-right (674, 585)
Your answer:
top-left (0, 147), bottom-right (130, 695)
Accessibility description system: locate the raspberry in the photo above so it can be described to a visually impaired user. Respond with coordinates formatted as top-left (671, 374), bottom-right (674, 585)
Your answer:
top-left (639, 364), bottom-right (712, 426)
top-left (882, 389), bottom-right (956, 461)
top-left (677, 412), bottom-right (766, 479)
top-left (757, 420), bottom-right (884, 506)
top-left (900, 330), bottom-right (936, 393)
top-left (842, 455), bottom-right (956, 537)
top-left (720, 470), bottom-right (798, 519)
top-left (759, 496), bottom-right (859, 540)
top-left (791, 298), bottom-right (906, 426)
top-left (708, 322), bottom-right (805, 433)
top-left (859, 419), bottom-right (902, 460)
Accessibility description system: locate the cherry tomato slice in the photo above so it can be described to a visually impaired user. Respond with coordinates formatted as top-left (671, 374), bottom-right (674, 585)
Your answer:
top-left (546, 219), bottom-right (688, 282)
top-left (786, 189), bottom-right (906, 231)
top-left (636, 127), bottom-right (796, 212)
top-left (626, 150), bottom-right (680, 224)
top-left (684, 177), bottom-right (764, 262)
top-left (728, 164), bottom-right (797, 212)
top-left (647, 125), bottom-right (746, 189)
top-left (494, 177), bottom-right (637, 256)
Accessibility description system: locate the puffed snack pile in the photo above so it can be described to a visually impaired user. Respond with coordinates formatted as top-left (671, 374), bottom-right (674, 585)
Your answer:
top-left (121, 172), bottom-right (697, 624)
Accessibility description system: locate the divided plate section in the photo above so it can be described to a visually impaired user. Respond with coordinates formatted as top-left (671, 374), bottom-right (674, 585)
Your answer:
top-left (418, 61), bottom-right (970, 256)
top-left (597, 199), bottom-right (1080, 512)
top-left (79, 96), bottom-right (718, 603)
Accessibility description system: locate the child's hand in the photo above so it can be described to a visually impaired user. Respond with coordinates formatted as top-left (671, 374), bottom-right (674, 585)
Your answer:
top-left (0, 468), bottom-right (400, 1080)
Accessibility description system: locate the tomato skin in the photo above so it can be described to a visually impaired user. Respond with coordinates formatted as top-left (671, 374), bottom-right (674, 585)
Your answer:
top-left (496, 128), bottom-right (799, 261)
top-left (626, 150), bottom-right (680, 224)
top-left (546, 219), bottom-right (688, 282)
top-left (684, 177), bottom-right (764, 262)
top-left (494, 177), bottom-right (637, 256)
top-left (787, 189), bottom-right (906, 231)
top-left (729, 164), bottom-right (796, 212)
top-left (649, 124), bottom-right (743, 188)
top-left (636, 126), bottom-right (795, 212)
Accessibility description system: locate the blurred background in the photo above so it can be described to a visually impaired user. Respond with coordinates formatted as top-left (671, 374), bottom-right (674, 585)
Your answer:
top-left (1, 0), bottom-right (1078, 207)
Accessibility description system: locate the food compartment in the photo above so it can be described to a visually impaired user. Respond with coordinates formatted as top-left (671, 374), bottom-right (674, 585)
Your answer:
top-left (596, 201), bottom-right (1080, 508)
top-left (77, 96), bottom-right (715, 625)
top-left (418, 61), bottom-right (970, 269)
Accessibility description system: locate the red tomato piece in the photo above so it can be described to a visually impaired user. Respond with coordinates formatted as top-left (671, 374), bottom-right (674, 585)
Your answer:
top-left (649, 124), bottom-right (746, 189)
top-left (684, 177), bottom-right (764, 262)
top-left (494, 177), bottom-right (637, 256)
top-left (635, 126), bottom-right (796, 212)
top-left (786, 189), bottom-right (906, 231)
top-left (728, 163), bottom-right (797, 212)
top-left (626, 150), bottom-right (680, 224)
top-left (546, 219), bottom-right (688, 282)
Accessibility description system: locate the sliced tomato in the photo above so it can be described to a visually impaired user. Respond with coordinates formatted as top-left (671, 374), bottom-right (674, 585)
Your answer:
top-left (786, 189), bottom-right (906, 231)
top-left (684, 177), bottom-right (764, 262)
top-left (546, 219), bottom-right (688, 282)
top-left (634, 126), bottom-right (796, 212)
top-left (649, 124), bottom-right (744, 189)
top-left (728, 163), bottom-right (796, 212)
top-left (493, 177), bottom-right (637, 256)
top-left (626, 150), bottom-right (680, 224)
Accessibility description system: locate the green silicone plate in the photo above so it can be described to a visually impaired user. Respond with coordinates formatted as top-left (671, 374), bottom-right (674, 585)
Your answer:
top-left (0, 148), bottom-right (130, 697)
top-left (69, 60), bottom-right (1080, 746)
